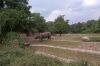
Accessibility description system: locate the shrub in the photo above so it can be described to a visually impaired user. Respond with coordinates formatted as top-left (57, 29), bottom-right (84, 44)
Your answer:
top-left (2, 32), bottom-right (25, 48)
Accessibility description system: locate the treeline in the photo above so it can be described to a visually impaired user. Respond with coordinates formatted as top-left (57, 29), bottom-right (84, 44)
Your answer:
top-left (70, 19), bottom-right (100, 33)
top-left (47, 18), bottom-right (100, 34)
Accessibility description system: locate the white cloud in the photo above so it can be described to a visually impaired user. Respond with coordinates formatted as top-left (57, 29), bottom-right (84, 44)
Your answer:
top-left (45, 9), bottom-right (73, 22)
top-left (29, 0), bottom-right (100, 24)
top-left (82, 0), bottom-right (99, 7)
top-left (45, 10), bottom-right (65, 21)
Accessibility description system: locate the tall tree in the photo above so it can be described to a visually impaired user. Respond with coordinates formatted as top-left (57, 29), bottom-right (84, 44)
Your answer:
top-left (46, 21), bottom-right (56, 33)
top-left (0, 0), bottom-right (4, 9)
top-left (0, 9), bottom-right (29, 35)
top-left (29, 13), bottom-right (46, 32)
top-left (54, 15), bottom-right (69, 36)
top-left (70, 22), bottom-right (85, 33)
top-left (0, 0), bottom-right (31, 14)
top-left (0, 0), bottom-right (30, 43)
top-left (95, 18), bottom-right (100, 33)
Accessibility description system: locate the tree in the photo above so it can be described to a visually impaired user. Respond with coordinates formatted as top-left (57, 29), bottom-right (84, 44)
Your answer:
top-left (95, 18), bottom-right (100, 33)
top-left (0, 0), bottom-right (31, 13)
top-left (46, 21), bottom-right (56, 33)
top-left (0, 0), bottom-right (4, 9)
top-left (70, 22), bottom-right (85, 33)
top-left (0, 0), bottom-right (30, 43)
top-left (29, 13), bottom-right (46, 32)
top-left (84, 20), bottom-right (96, 33)
top-left (69, 20), bottom-right (97, 33)
top-left (0, 9), bottom-right (29, 36)
top-left (54, 15), bottom-right (69, 36)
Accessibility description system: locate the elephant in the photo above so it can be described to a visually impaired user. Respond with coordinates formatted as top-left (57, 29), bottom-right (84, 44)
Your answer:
top-left (34, 32), bottom-right (51, 40)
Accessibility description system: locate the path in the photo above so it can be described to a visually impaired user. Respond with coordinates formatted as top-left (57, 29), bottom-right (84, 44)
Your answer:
top-left (31, 44), bottom-right (100, 55)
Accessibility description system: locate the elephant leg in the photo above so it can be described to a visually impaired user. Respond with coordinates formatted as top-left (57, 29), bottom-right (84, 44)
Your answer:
top-left (48, 36), bottom-right (51, 40)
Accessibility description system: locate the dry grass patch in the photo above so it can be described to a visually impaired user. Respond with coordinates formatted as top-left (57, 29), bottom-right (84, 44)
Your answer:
top-left (32, 40), bottom-right (100, 51)
top-left (33, 46), bottom-right (100, 66)
top-left (54, 34), bottom-right (100, 41)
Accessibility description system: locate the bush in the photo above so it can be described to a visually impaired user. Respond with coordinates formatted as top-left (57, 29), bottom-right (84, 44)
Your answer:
top-left (2, 32), bottom-right (25, 48)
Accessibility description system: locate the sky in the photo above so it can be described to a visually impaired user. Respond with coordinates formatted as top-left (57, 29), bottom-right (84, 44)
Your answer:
top-left (29, 0), bottom-right (100, 24)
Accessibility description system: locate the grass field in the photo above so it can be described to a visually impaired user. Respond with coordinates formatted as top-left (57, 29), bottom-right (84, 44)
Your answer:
top-left (32, 37), bottom-right (100, 51)
top-left (31, 34), bottom-right (100, 66)
top-left (53, 34), bottom-right (100, 41)
top-left (33, 46), bottom-right (100, 66)
top-left (0, 34), bottom-right (100, 66)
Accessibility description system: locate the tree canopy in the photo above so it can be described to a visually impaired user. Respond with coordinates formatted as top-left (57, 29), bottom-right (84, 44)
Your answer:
top-left (54, 15), bottom-right (69, 35)
top-left (29, 13), bottom-right (46, 32)
top-left (69, 19), bottom-right (100, 33)
top-left (0, 0), bottom-right (30, 43)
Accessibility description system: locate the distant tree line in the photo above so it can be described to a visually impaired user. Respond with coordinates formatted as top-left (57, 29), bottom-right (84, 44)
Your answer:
top-left (70, 19), bottom-right (100, 33)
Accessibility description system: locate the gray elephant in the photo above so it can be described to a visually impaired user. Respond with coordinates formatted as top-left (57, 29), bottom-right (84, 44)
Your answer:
top-left (34, 32), bottom-right (51, 40)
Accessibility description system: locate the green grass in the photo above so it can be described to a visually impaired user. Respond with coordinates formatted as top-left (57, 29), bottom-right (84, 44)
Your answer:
top-left (63, 61), bottom-right (94, 66)
top-left (0, 47), bottom-right (94, 66)
top-left (0, 47), bottom-right (63, 66)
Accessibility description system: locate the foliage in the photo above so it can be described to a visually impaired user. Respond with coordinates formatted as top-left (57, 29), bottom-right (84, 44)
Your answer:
top-left (0, 0), bottom-right (31, 14)
top-left (3, 32), bottom-right (25, 48)
top-left (0, 9), bottom-right (28, 34)
top-left (46, 21), bottom-right (56, 33)
top-left (94, 19), bottom-right (100, 33)
top-left (0, 0), bottom-right (30, 43)
top-left (54, 15), bottom-right (69, 34)
top-left (29, 13), bottom-right (46, 32)
top-left (69, 19), bottom-right (100, 33)
top-left (70, 22), bottom-right (85, 33)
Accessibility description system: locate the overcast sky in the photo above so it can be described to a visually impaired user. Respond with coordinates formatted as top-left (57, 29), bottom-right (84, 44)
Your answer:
top-left (29, 0), bottom-right (100, 24)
